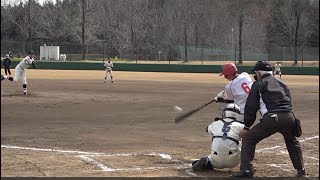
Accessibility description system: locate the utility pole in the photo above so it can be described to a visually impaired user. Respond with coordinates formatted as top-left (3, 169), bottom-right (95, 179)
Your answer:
top-left (82, 0), bottom-right (86, 60)
top-left (28, 0), bottom-right (32, 50)
top-left (302, 43), bottom-right (304, 67)
top-left (232, 28), bottom-right (236, 64)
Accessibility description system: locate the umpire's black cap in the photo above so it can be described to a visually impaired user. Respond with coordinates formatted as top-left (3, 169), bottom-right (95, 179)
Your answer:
top-left (28, 50), bottom-right (34, 55)
top-left (252, 60), bottom-right (273, 72)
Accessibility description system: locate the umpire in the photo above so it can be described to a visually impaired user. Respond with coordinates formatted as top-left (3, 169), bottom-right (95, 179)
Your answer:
top-left (232, 61), bottom-right (305, 178)
top-left (3, 54), bottom-right (12, 76)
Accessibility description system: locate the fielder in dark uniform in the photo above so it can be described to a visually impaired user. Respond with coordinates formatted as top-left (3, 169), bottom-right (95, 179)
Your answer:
top-left (232, 61), bottom-right (305, 178)
top-left (3, 54), bottom-right (12, 75)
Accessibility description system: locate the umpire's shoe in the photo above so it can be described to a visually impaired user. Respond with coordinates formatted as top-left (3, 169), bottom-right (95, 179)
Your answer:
top-left (1, 75), bottom-right (4, 81)
top-left (231, 170), bottom-right (254, 178)
top-left (296, 169), bottom-right (306, 177)
top-left (192, 157), bottom-right (213, 171)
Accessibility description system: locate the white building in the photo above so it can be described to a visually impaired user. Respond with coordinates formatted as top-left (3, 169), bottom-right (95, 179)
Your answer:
top-left (40, 44), bottom-right (60, 60)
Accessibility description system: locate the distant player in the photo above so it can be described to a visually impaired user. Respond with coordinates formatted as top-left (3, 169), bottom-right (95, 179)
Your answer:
top-left (273, 62), bottom-right (282, 79)
top-left (192, 103), bottom-right (244, 171)
top-left (104, 58), bottom-right (114, 83)
top-left (1, 51), bottom-right (37, 95)
top-left (3, 54), bottom-right (12, 76)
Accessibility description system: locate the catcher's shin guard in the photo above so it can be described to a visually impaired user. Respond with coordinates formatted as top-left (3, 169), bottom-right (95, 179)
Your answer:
top-left (192, 157), bottom-right (213, 171)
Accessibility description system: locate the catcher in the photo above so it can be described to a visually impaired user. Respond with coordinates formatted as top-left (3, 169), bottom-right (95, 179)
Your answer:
top-left (192, 103), bottom-right (244, 171)
top-left (1, 50), bottom-right (37, 95)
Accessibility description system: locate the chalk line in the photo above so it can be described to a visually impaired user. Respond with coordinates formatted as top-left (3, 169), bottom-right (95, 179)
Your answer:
top-left (1, 145), bottom-right (105, 155)
top-left (256, 134), bottom-right (319, 152)
top-left (1, 134), bottom-right (318, 176)
top-left (78, 155), bottom-right (114, 172)
top-left (1, 144), bottom-right (189, 174)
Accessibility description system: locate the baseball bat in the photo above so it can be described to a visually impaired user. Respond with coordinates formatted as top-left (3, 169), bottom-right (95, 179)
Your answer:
top-left (174, 99), bottom-right (216, 124)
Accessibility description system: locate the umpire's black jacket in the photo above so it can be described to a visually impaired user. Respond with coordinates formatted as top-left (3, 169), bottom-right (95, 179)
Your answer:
top-left (243, 73), bottom-right (292, 130)
top-left (3, 57), bottom-right (11, 67)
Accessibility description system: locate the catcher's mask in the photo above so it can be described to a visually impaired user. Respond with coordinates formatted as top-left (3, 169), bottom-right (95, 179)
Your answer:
top-left (221, 103), bottom-right (241, 120)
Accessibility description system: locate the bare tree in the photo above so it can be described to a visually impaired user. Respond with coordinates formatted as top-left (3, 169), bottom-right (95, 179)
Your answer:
top-left (267, 0), bottom-right (313, 64)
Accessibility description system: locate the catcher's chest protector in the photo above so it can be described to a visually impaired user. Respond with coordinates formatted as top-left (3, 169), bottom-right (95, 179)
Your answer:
top-left (212, 119), bottom-right (239, 145)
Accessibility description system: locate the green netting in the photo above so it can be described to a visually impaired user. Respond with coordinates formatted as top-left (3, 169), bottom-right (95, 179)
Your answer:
top-left (177, 46), bottom-right (319, 61)
top-left (268, 47), bottom-right (319, 61)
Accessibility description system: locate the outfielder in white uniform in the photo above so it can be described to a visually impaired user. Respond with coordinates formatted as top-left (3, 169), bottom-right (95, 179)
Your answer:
top-left (104, 58), bottom-right (114, 83)
top-left (273, 62), bottom-right (282, 79)
top-left (1, 51), bottom-right (37, 95)
top-left (192, 103), bottom-right (244, 171)
top-left (213, 63), bottom-right (267, 121)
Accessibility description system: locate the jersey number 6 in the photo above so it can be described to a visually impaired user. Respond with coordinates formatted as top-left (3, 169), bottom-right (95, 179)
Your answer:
top-left (241, 82), bottom-right (250, 94)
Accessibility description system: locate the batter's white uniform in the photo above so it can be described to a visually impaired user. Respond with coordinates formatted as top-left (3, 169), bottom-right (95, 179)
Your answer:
top-left (207, 118), bottom-right (244, 168)
top-left (223, 72), bottom-right (252, 121)
top-left (13, 56), bottom-right (35, 84)
top-left (104, 61), bottom-right (113, 78)
top-left (223, 72), bottom-right (267, 120)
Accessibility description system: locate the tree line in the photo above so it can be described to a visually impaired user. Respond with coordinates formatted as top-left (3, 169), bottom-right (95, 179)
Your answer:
top-left (1, 0), bottom-right (319, 63)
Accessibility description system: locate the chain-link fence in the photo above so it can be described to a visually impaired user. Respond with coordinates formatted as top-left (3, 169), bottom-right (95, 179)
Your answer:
top-left (1, 40), bottom-right (319, 66)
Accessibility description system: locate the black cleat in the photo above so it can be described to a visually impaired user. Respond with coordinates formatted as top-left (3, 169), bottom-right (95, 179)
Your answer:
top-left (192, 157), bottom-right (213, 171)
top-left (231, 170), bottom-right (254, 178)
top-left (296, 169), bottom-right (306, 177)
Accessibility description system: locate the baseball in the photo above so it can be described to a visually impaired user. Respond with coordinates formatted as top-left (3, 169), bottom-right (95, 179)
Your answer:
top-left (173, 105), bottom-right (183, 112)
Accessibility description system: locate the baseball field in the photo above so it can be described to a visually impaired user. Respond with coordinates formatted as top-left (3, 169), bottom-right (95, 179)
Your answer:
top-left (1, 69), bottom-right (319, 177)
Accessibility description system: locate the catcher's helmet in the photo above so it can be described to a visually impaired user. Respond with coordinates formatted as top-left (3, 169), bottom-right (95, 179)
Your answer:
top-left (221, 103), bottom-right (241, 120)
top-left (219, 63), bottom-right (238, 77)
top-left (252, 60), bottom-right (272, 72)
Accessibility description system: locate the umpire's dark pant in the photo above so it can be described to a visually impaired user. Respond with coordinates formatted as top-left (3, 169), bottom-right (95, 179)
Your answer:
top-left (4, 67), bottom-right (11, 75)
top-left (240, 112), bottom-right (304, 172)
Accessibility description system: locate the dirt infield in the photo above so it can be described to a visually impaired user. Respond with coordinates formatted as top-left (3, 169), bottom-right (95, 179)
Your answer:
top-left (1, 70), bottom-right (319, 177)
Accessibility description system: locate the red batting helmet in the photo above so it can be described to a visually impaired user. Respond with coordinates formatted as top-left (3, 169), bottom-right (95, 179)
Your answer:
top-left (219, 63), bottom-right (238, 77)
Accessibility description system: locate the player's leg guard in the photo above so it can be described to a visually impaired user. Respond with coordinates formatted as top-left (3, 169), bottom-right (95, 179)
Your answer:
top-left (8, 69), bottom-right (11, 75)
top-left (23, 84), bottom-right (27, 95)
top-left (111, 76), bottom-right (113, 83)
top-left (5, 68), bottom-right (8, 75)
top-left (192, 156), bottom-right (213, 171)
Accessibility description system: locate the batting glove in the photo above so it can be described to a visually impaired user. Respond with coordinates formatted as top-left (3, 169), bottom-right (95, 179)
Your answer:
top-left (216, 90), bottom-right (224, 98)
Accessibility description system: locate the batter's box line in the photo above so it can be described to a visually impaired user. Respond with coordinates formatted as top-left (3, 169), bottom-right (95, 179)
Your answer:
top-left (255, 134), bottom-right (319, 152)
top-left (1, 144), bottom-right (190, 173)
top-left (77, 153), bottom-right (190, 173)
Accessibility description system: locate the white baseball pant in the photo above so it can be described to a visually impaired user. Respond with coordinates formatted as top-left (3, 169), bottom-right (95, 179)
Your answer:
top-left (105, 70), bottom-right (113, 78)
top-left (208, 150), bottom-right (240, 169)
top-left (13, 66), bottom-right (27, 84)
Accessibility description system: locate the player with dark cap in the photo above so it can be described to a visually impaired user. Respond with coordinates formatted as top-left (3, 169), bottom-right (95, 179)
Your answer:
top-left (1, 51), bottom-right (37, 95)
